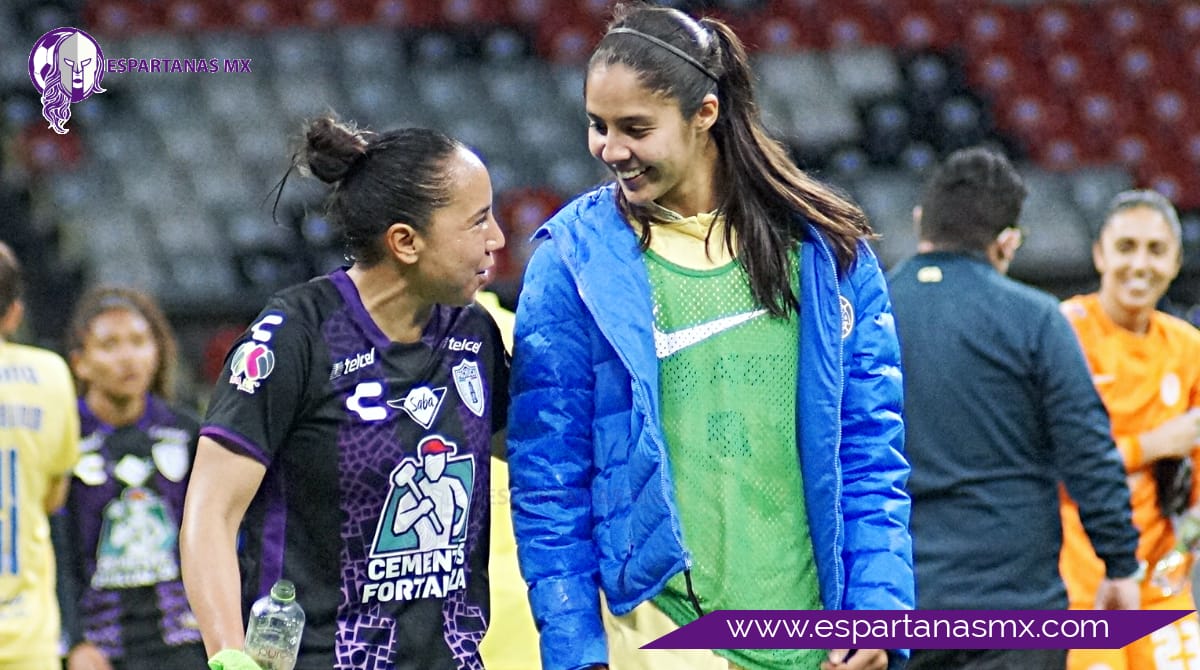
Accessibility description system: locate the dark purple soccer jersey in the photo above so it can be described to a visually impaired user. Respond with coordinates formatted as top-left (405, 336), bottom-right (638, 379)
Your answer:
top-left (62, 396), bottom-right (204, 662)
top-left (202, 270), bottom-right (508, 670)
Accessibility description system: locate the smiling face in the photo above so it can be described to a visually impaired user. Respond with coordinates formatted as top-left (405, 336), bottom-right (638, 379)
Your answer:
top-left (1094, 204), bottom-right (1181, 330)
top-left (73, 308), bottom-right (159, 405)
top-left (413, 147), bottom-right (505, 306)
top-left (585, 63), bottom-right (718, 215)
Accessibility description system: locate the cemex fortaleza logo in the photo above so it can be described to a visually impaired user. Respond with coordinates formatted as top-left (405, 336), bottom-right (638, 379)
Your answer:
top-left (28, 27), bottom-right (253, 135)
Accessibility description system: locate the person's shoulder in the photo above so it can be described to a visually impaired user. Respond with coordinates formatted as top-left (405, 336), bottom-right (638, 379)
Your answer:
top-left (541, 184), bottom-right (618, 237)
top-left (5, 342), bottom-right (72, 377)
top-left (993, 273), bottom-right (1060, 310)
top-left (1155, 309), bottom-right (1200, 345)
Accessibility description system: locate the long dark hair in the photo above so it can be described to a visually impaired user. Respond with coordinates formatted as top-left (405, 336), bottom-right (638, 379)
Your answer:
top-left (588, 3), bottom-right (874, 316)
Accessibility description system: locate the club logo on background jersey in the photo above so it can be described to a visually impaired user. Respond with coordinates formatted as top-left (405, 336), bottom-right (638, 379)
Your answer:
top-left (1162, 372), bottom-right (1182, 407)
top-left (452, 360), bottom-right (486, 417)
top-left (228, 341), bottom-right (275, 394)
top-left (362, 436), bottom-right (476, 604)
top-left (387, 386), bottom-right (447, 429)
top-left (92, 488), bottom-right (180, 589)
top-left (840, 295), bottom-right (854, 339)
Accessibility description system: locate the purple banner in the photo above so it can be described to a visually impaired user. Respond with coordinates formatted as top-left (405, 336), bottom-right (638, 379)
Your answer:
top-left (642, 610), bottom-right (1194, 650)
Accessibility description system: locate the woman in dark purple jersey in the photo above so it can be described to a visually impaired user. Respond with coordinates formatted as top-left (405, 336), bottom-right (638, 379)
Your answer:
top-left (180, 115), bottom-right (508, 670)
top-left (57, 286), bottom-right (207, 670)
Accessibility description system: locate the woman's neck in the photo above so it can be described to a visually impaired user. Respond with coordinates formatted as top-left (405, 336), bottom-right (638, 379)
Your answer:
top-left (87, 390), bottom-right (147, 427)
top-left (1098, 292), bottom-right (1153, 334)
top-left (347, 264), bottom-right (432, 343)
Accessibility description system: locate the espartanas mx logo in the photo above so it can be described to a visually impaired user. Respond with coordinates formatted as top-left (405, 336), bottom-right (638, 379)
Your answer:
top-left (28, 27), bottom-right (106, 135)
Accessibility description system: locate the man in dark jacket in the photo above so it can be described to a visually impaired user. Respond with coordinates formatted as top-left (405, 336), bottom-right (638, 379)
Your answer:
top-left (888, 147), bottom-right (1141, 670)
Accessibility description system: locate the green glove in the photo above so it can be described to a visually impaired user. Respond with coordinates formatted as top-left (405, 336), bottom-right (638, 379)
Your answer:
top-left (208, 649), bottom-right (264, 670)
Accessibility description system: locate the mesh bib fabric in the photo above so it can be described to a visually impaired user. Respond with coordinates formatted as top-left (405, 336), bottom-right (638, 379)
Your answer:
top-left (644, 249), bottom-right (825, 669)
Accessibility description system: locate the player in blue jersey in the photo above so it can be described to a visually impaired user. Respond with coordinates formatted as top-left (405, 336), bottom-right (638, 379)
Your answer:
top-left (180, 115), bottom-right (508, 670)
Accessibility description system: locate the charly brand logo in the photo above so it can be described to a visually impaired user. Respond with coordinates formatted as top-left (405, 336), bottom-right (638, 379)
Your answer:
top-left (28, 26), bottom-right (253, 135)
top-left (28, 27), bottom-right (106, 135)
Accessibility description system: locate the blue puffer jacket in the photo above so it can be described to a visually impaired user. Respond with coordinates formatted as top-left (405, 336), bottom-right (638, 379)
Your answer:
top-left (508, 186), bottom-right (914, 670)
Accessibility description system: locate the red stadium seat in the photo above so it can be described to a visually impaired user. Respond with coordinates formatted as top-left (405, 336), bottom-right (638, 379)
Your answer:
top-left (535, 19), bottom-right (603, 64)
top-left (966, 49), bottom-right (1041, 102)
top-left (85, 0), bottom-right (159, 36)
top-left (823, 5), bottom-right (890, 48)
top-left (1041, 47), bottom-right (1106, 96)
top-left (893, 6), bottom-right (958, 51)
top-left (963, 5), bottom-right (1028, 54)
top-left (1036, 135), bottom-right (1088, 172)
top-left (441, 0), bottom-right (509, 26)
top-left (232, 0), bottom-right (299, 30)
top-left (998, 94), bottom-right (1069, 155)
top-left (1101, 3), bottom-right (1165, 47)
top-left (1175, 1), bottom-right (1200, 42)
top-left (752, 12), bottom-right (820, 53)
top-left (372, 0), bottom-right (440, 28)
top-left (1146, 87), bottom-right (1194, 139)
top-left (1030, 3), bottom-right (1098, 54)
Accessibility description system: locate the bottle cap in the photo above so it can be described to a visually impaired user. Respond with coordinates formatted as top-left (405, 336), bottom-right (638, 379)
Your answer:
top-left (271, 579), bottom-right (296, 603)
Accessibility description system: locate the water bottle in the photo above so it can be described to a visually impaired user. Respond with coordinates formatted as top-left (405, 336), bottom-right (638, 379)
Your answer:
top-left (1150, 506), bottom-right (1200, 597)
top-left (244, 579), bottom-right (305, 670)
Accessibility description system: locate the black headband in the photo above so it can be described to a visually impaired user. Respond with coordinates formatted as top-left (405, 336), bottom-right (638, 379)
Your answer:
top-left (607, 27), bottom-right (718, 82)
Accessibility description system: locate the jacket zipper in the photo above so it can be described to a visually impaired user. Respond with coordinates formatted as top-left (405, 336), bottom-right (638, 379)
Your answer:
top-left (813, 230), bottom-right (847, 607)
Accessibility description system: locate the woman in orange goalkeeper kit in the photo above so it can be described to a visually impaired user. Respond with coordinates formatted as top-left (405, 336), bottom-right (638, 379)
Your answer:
top-left (1060, 189), bottom-right (1200, 670)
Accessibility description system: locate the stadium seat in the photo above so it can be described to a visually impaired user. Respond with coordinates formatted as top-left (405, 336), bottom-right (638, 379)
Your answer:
top-left (828, 47), bottom-right (902, 104)
top-left (1011, 169), bottom-right (1092, 279)
top-left (1030, 3), bottom-right (1097, 55)
top-left (862, 99), bottom-right (911, 165)
top-left (966, 48), bottom-right (1040, 103)
top-left (853, 169), bottom-right (919, 271)
top-left (1067, 165), bottom-right (1135, 225)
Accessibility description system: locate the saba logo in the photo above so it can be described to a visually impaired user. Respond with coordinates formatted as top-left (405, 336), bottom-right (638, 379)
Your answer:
top-left (28, 27), bottom-right (106, 135)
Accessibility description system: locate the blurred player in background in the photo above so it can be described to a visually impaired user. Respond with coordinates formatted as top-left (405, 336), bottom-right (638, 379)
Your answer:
top-left (1060, 189), bottom-right (1200, 670)
top-left (57, 286), bottom-right (206, 670)
top-left (0, 241), bottom-right (80, 669)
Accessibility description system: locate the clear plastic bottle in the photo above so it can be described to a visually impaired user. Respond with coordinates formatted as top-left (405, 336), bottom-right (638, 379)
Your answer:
top-left (244, 579), bottom-right (305, 670)
top-left (1150, 506), bottom-right (1200, 597)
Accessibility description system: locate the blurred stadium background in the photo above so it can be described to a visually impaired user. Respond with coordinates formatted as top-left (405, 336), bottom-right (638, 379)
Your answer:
top-left (2, 0), bottom-right (1199, 402)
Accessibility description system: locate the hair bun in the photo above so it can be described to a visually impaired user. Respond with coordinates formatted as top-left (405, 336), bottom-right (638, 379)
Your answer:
top-left (301, 116), bottom-right (372, 183)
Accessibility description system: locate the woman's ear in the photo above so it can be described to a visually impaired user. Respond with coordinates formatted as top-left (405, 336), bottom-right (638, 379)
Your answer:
top-left (694, 93), bottom-right (719, 132)
top-left (385, 222), bottom-right (421, 265)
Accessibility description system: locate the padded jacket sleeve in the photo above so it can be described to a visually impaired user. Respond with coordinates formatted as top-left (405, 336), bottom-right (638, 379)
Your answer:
top-left (508, 239), bottom-right (608, 670)
top-left (838, 245), bottom-right (915, 669)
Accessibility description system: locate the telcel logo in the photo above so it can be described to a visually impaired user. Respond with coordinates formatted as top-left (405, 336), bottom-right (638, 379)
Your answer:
top-left (447, 338), bottom-right (481, 354)
top-left (343, 348), bottom-right (376, 373)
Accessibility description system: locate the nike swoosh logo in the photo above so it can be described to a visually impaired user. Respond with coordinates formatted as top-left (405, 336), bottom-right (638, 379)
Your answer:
top-left (653, 309), bottom-right (768, 359)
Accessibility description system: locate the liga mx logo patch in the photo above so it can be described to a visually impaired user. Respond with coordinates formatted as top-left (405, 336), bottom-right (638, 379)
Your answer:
top-left (28, 27), bottom-right (106, 135)
top-left (229, 341), bottom-right (276, 394)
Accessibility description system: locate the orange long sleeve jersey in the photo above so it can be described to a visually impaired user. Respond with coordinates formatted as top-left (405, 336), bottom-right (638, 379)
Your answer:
top-left (1059, 293), bottom-right (1200, 608)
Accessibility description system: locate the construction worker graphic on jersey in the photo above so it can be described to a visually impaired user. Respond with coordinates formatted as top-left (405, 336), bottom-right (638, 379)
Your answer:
top-left (389, 436), bottom-right (471, 550)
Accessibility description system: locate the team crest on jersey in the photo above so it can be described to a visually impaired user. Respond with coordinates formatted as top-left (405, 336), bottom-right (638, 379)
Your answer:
top-left (92, 487), bottom-right (180, 589)
top-left (229, 341), bottom-right (275, 394)
top-left (840, 295), bottom-right (854, 340)
top-left (452, 360), bottom-right (486, 417)
top-left (386, 386), bottom-right (447, 429)
top-left (362, 436), bottom-right (475, 604)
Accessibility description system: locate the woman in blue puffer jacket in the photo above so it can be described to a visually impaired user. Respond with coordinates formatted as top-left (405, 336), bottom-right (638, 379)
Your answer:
top-left (507, 5), bottom-right (914, 670)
